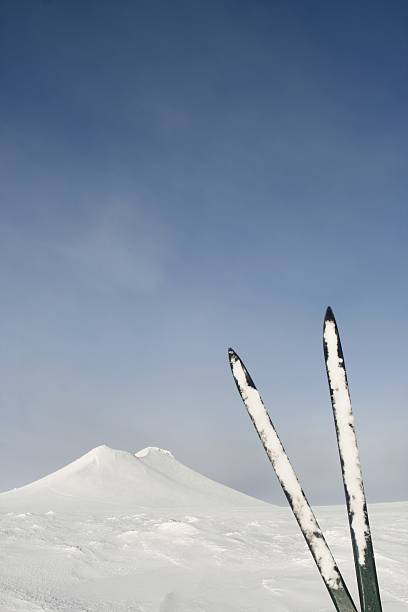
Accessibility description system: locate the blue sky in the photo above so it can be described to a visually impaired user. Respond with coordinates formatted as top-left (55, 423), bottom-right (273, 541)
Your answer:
top-left (0, 0), bottom-right (407, 503)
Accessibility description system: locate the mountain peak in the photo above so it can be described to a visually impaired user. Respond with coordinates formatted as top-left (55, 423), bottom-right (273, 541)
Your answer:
top-left (0, 444), bottom-right (268, 515)
top-left (80, 444), bottom-right (119, 462)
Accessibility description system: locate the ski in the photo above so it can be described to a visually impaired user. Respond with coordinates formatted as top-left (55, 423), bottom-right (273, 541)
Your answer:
top-left (323, 308), bottom-right (382, 612)
top-left (228, 348), bottom-right (358, 612)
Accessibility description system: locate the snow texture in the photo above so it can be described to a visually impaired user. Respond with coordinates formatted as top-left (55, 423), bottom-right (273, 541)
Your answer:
top-left (135, 447), bottom-right (174, 459)
top-left (0, 445), bottom-right (407, 611)
top-left (324, 319), bottom-right (368, 566)
top-left (230, 351), bottom-right (345, 590)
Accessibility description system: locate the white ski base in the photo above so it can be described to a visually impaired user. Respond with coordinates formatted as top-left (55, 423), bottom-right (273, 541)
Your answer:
top-left (0, 446), bottom-right (406, 612)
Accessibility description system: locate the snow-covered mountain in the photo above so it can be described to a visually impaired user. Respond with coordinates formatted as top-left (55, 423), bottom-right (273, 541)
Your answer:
top-left (0, 446), bottom-right (406, 612)
top-left (0, 445), bottom-right (267, 514)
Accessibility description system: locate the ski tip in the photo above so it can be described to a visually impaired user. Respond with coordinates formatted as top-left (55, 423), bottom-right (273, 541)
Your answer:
top-left (227, 348), bottom-right (257, 390)
top-left (324, 306), bottom-right (336, 324)
top-left (228, 347), bottom-right (238, 362)
top-left (228, 348), bottom-right (241, 380)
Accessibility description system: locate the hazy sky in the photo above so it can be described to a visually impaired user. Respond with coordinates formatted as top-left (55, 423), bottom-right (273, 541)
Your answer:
top-left (1, 1), bottom-right (407, 504)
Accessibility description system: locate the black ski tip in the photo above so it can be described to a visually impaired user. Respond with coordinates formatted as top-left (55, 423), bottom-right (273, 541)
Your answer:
top-left (323, 307), bottom-right (346, 363)
top-left (324, 306), bottom-right (336, 324)
top-left (228, 348), bottom-right (257, 391)
top-left (228, 347), bottom-right (239, 363)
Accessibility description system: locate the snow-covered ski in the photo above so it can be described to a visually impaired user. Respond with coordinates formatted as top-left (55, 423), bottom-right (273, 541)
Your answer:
top-left (228, 348), bottom-right (358, 612)
top-left (323, 307), bottom-right (382, 612)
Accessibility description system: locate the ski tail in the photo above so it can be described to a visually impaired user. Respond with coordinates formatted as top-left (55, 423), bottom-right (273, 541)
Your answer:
top-left (228, 348), bottom-right (358, 612)
top-left (323, 308), bottom-right (382, 612)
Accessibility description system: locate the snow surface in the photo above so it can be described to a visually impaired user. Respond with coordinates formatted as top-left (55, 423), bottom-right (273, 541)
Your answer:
top-left (0, 445), bottom-right (407, 612)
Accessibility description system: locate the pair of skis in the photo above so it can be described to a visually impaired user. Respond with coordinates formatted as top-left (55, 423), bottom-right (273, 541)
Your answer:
top-left (228, 307), bottom-right (382, 612)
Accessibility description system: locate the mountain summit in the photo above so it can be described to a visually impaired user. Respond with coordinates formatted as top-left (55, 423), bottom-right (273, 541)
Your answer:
top-left (0, 445), bottom-right (267, 514)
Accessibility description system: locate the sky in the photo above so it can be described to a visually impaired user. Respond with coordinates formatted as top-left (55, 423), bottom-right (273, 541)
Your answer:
top-left (0, 0), bottom-right (407, 504)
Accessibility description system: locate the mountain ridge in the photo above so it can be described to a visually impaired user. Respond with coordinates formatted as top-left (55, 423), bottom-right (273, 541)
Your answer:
top-left (0, 444), bottom-right (270, 515)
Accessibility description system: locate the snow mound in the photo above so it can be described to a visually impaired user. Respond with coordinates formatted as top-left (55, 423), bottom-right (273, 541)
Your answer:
top-left (135, 446), bottom-right (174, 459)
top-left (156, 520), bottom-right (199, 535)
top-left (0, 444), bottom-right (267, 515)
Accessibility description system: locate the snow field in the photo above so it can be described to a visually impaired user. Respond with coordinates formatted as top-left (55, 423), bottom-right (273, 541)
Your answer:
top-left (0, 446), bottom-right (406, 611)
